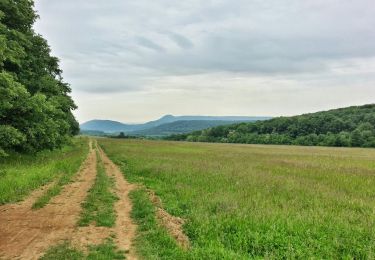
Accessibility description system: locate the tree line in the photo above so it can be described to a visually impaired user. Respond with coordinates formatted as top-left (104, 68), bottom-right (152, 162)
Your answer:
top-left (0, 0), bottom-right (78, 156)
top-left (166, 104), bottom-right (375, 148)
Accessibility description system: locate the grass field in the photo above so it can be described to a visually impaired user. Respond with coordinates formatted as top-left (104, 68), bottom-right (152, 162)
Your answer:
top-left (99, 138), bottom-right (375, 259)
top-left (0, 138), bottom-right (89, 205)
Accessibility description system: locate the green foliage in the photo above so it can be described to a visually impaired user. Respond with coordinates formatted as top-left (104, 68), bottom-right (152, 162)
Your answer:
top-left (131, 120), bottom-right (247, 137)
top-left (0, 124), bottom-right (25, 155)
top-left (0, 0), bottom-right (37, 32)
top-left (0, 0), bottom-right (78, 156)
top-left (79, 151), bottom-right (118, 227)
top-left (100, 138), bottom-right (375, 259)
top-left (167, 104), bottom-right (375, 147)
top-left (80, 130), bottom-right (107, 137)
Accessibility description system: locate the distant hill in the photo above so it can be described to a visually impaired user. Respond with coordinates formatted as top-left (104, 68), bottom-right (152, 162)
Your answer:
top-left (80, 130), bottom-right (108, 136)
top-left (80, 115), bottom-right (271, 133)
top-left (80, 120), bottom-right (128, 132)
top-left (166, 104), bottom-right (375, 148)
top-left (129, 120), bottom-right (241, 136)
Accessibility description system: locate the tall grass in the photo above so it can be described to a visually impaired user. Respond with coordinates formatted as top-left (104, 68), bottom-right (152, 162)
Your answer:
top-left (100, 138), bottom-right (375, 259)
top-left (0, 138), bottom-right (89, 205)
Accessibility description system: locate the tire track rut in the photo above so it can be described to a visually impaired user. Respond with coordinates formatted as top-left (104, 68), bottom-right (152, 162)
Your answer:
top-left (98, 146), bottom-right (138, 260)
top-left (0, 143), bottom-right (97, 260)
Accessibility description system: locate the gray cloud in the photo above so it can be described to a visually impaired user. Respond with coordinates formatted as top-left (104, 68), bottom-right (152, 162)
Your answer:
top-left (35, 0), bottom-right (375, 82)
top-left (168, 32), bottom-right (194, 49)
top-left (33, 0), bottom-right (375, 122)
top-left (136, 37), bottom-right (165, 52)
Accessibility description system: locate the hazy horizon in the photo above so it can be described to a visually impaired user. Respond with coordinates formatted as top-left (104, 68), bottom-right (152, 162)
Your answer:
top-left (34, 0), bottom-right (375, 123)
top-left (81, 114), bottom-right (273, 125)
top-left (82, 103), bottom-right (373, 124)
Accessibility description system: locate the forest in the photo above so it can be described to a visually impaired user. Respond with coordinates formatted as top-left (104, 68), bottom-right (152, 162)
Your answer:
top-left (0, 0), bottom-right (78, 156)
top-left (166, 104), bottom-right (375, 148)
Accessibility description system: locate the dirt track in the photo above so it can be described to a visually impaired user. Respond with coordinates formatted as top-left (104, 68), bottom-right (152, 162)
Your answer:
top-left (0, 142), bottom-right (138, 260)
top-left (99, 147), bottom-right (138, 260)
top-left (0, 143), bottom-right (96, 259)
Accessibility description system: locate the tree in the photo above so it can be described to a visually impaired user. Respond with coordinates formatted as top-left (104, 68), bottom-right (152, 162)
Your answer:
top-left (0, 0), bottom-right (78, 156)
top-left (350, 130), bottom-right (363, 147)
top-left (166, 104), bottom-right (375, 148)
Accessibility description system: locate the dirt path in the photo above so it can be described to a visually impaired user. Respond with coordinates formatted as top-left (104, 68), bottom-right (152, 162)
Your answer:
top-left (0, 182), bottom-right (55, 215)
top-left (0, 143), bottom-right (97, 260)
top-left (98, 147), bottom-right (138, 260)
top-left (0, 141), bottom-right (139, 260)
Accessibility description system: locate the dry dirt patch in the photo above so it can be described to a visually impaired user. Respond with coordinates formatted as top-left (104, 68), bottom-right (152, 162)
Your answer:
top-left (0, 145), bottom-right (97, 260)
top-left (98, 147), bottom-right (138, 260)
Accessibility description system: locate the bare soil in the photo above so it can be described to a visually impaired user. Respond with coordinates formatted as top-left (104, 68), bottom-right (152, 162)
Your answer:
top-left (0, 144), bottom-right (97, 260)
top-left (98, 147), bottom-right (138, 260)
top-left (0, 141), bottom-right (143, 260)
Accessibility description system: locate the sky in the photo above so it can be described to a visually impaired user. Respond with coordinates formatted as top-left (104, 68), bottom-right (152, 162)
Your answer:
top-left (34, 0), bottom-right (375, 123)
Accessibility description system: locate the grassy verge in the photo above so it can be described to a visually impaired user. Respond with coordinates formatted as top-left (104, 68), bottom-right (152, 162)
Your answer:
top-left (100, 138), bottom-right (375, 259)
top-left (32, 150), bottom-right (88, 209)
top-left (129, 188), bottom-right (185, 259)
top-left (41, 238), bottom-right (124, 260)
top-left (79, 150), bottom-right (117, 227)
top-left (0, 137), bottom-right (89, 205)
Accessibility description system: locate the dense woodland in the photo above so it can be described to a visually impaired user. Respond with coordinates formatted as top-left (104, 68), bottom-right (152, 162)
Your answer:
top-left (129, 120), bottom-right (246, 136)
top-left (167, 104), bottom-right (375, 148)
top-left (0, 0), bottom-right (78, 156)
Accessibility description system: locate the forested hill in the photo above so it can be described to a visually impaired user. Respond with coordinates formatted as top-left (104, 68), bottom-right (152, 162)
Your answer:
top-left (0, 0), bottom-right (78, 156)
top-left (166, 104), bottom-right (375, 148)
top-left (80, 115), bottom-right (270, 133)
top-left (129, 120), bottom-right (242, 136)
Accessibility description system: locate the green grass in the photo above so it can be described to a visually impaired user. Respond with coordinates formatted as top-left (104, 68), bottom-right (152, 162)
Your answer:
top-left (86, 238), bottom-right (125, 259)
top-left (32, 146), bottom-right (88, 209)
top-left (99, 138), bottom-right (375, 259)
top-left (40, 241), bottom-right (84, 260)
top-left (0, 138), bottom-right (89, 205)
top-left (41, 238), bottom-right (124, 260)
top-left (129, 188), bottom-right (186, 259)
top-left (79, 150), bottom-right (118, 227)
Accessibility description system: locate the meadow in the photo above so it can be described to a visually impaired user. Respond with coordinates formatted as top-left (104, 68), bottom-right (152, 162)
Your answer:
top-left (100, 138), bottom-right (375, 259)
top-left (0, 138), bottom-right (88, 205)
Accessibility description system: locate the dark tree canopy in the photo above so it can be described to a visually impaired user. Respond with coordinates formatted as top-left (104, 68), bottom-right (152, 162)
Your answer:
top-left (0, 0), bottom-right (79, 156)
top-left (167, 104), bottom-right (375, 148)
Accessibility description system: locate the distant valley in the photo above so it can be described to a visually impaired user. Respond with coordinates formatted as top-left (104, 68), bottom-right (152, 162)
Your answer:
top-left (80, 115), bottom-right (271, 136)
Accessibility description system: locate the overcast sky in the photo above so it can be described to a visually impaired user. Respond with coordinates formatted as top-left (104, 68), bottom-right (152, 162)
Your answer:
top-left (34, 0), bottom-right (375, 123)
